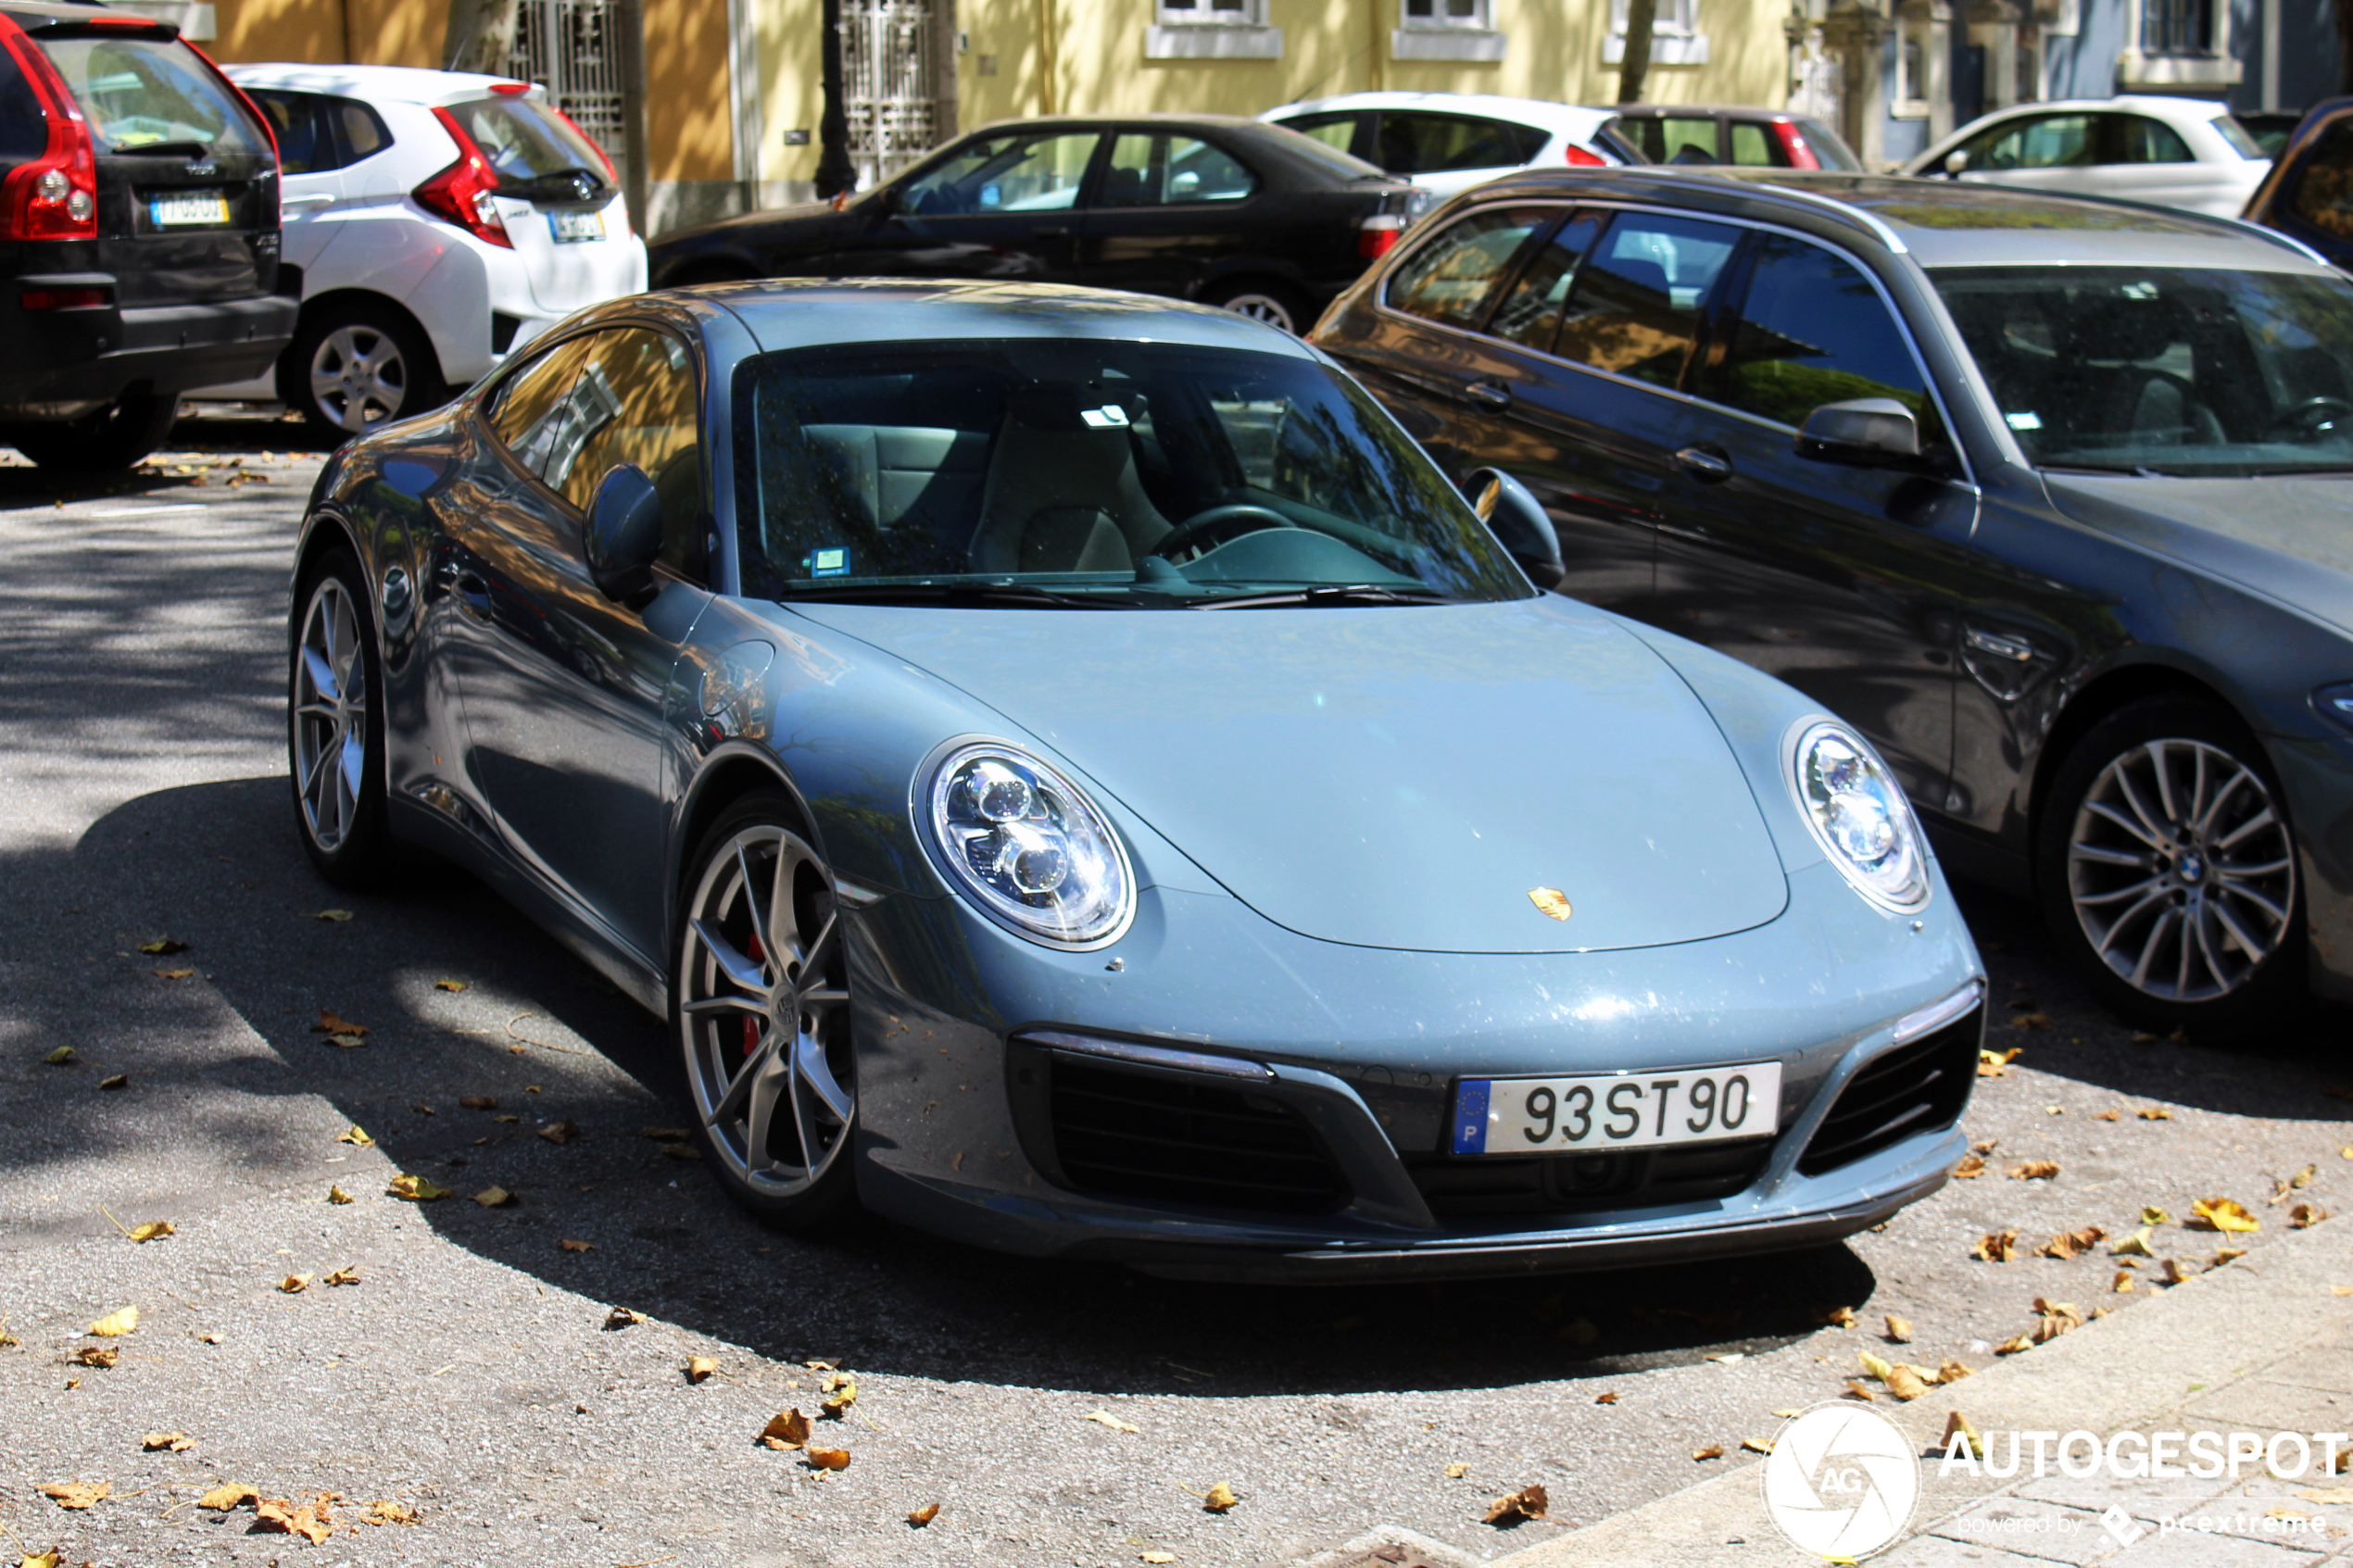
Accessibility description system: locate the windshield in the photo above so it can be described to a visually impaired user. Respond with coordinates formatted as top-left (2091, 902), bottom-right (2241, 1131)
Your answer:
top-left (445, 96), bottom-right (610, 194)
top-left (1933, 265), bottom-right (2353, 477)
top-left (40, 36), bottom-right (268, 156)
top-left (731, 339), bottom-right (1530, 605)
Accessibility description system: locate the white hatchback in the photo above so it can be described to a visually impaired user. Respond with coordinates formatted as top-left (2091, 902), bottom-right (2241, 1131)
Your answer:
top-left (1899, 95), bottom-right (2271, 219)
top-left (1258, 91), bottom-right (1626, 201)
top-left (192, 65), bottom-right (648, 435)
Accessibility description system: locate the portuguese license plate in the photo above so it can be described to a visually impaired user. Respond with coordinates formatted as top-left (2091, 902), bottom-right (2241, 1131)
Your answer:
top-left (150, 190), bottom-right (229, 227)
top-left (1451, 1062), bottom-right (1782, 1156)
top-left (547, 208), bottom-right (604, 243)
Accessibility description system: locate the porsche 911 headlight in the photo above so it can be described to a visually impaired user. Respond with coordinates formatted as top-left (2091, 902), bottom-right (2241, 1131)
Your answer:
top-left (1788, 721), bottom-right (1931, 913)
top-left (925, 743), bottom-right (1134, 947)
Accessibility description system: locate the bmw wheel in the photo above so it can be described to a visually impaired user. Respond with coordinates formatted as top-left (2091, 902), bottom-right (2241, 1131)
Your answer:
top-left (674, 796), bottom-right (860, 1230)
top-left (289, 548), bottom-right (393, 885)
top-left (1202, 279), bottom-right (1312, 335)
top-left (2036, 696), bottom-right (2303, 1037)
top-left (285, 304), bottom-right (446, 441)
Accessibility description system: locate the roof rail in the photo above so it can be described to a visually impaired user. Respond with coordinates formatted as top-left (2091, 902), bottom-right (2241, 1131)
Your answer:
top-left (1750, 178), bottom-right (1908, 255)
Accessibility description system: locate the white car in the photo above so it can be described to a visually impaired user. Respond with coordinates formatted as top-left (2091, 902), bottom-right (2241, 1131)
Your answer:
top-left (192, 65), bottom-right (648, 435)
top-left (1258, 91), bottom-right (1625, 201)
top-left (1899, 95), bottom-right (2271, 219)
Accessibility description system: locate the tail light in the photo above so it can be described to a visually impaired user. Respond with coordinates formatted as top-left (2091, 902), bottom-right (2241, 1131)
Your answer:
top-left (21, 285), bottom-right (109, 308)
top-left (415, 106), bottom-right (511, 247)
top-left (1564, 143), bottom-right (1608, 167)
top-left (1774, 121), bottom-right (1821, 170)
top-left (1359, 212), bottom-right (1405, 259)
top-left (0, 17), bottom-right (96, 241)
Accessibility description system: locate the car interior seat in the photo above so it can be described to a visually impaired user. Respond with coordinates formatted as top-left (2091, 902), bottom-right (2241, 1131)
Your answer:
top-left (969, 387), bottom-right (1172, 573)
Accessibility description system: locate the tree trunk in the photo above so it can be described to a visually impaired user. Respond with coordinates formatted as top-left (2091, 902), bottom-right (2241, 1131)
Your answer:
top-left (1617, 0), bottom-right (1659, 104)
top-left (2338, 0), bottom-right (2353, 94)
top-left (815, 0), bottom-right (856, 199)
top-left (444, 0), bottom-right (522, 75)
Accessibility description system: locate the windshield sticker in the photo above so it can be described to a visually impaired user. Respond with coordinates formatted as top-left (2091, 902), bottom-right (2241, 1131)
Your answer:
top-left (1079, 405), bottom-right (1131, 429)
top-left (2006, 411), bottom-right (2044, 432)
top-left (806, 547), bottom-right (850, 578)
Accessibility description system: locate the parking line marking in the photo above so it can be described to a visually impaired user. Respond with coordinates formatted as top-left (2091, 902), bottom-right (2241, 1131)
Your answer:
top-left (86, 503), bottom-right (210, 518)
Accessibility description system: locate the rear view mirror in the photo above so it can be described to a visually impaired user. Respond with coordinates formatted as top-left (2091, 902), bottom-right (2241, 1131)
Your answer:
top-left (1944, 149), bottom-right (1970, 176)
top-left (1795, 398), bottom-right (1922, 468)
top-left (1465, 466), bottom-right (1565, 591)
top-left (585, 463), bottom-right (664, 607)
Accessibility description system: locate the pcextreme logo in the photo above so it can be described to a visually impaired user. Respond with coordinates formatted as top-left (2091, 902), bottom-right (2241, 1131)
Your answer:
top-left (1760, 1402), bottom-right (1921, 1561)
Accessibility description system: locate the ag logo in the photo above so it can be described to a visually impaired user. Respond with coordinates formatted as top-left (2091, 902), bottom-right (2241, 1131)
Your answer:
top-left (1761, 1402), bottom-right (1919, 1561)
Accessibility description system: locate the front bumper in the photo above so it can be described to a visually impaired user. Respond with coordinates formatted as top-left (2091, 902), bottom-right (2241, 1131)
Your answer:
top-left (0, 278), bottom-right (295, 412)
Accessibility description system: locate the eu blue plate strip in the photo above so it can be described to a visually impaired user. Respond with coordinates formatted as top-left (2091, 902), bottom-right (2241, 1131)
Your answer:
top-left (1452, 1079), bottom-right (1490, 1155)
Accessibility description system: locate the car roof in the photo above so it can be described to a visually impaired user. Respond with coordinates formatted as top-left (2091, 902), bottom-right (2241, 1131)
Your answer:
top-left (666, 278), bottom-right (1327, 360)
top-left (1259, 92), bottom-right (1613, 132)
top-left (1949, 94), bottom-right (2236, 124)
top-left (220, 62), bottom-right (542, 107)
top-left (1447, 167), bottom-right (2334, 271)
top-left (1602, 104), bottom-right (1814, 119)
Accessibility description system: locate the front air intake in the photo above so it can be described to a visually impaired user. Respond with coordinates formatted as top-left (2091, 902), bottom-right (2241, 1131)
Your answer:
top-left (1797, 1004), bottom-right (1982, 1176)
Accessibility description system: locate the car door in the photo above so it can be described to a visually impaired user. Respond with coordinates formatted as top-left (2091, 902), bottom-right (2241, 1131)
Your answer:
top-left (448, 324), bottom-right (713, 963)
top-left (1949, 111), bottom-right (2103, 198)
top-left (241, 88), bottom-right (345, 279)
top-left (1078, 131), bottom-right (1265, 300)
top-left (839, 128), bottom-right (1101, 282)
top-left (2105, 112), bottom-right (2247, 215)
top-left (1648, 230), bottom-right (1980, 809)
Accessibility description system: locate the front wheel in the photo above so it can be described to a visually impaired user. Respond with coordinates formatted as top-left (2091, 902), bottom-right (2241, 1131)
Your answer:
top-left (674, 796), bottom-right (860, 1230)
top-left (2035, 696), bottom-right (2304, 1037)
top-left (289, 548), bottom-right (393, 885)
top-left (4, 391), bottom-right (181, 470)
top-left (1202, 279), bottom-right (1313, 335)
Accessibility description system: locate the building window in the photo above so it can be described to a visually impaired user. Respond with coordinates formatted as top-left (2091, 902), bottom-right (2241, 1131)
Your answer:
top-left (1604, 0), bottom-right (1709, 65)
top-left (1157, 0), bottom-right (1265, 23)
top-left (1146, 0), bottom-right (1281, 56)
top-left (2139, 0), bottom-right (2213, 53)
top-left (1402, 0), bottom-right (1491, 26)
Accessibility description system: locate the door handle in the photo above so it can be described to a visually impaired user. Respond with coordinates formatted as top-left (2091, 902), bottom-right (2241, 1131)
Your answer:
top-left (1034, 225), bottom-right (1072, 238)
top-left (1464, 381), bottom-right (1513, 410)
top-left (1674, 445), bottom-right (1734, 483)
top-left (1964, 627), bottom-right (2034, 663)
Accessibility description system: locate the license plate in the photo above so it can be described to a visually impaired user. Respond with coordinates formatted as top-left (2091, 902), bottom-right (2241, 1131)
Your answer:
top-left (547, 209), bottom-right (604, 243)
top-left (1451, 1062), bottom-right (1782, 1155)
top-left (150, 191), bottom-right (229, 227)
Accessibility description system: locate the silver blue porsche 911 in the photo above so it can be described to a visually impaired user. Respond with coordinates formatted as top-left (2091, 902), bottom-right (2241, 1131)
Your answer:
top-left (285, 280), bottom-right (1983, 1280)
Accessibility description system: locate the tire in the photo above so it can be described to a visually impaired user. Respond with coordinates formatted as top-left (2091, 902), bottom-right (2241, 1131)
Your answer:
top-left (289, 547), bottom-right (394, 887)
top-left (2034, 695), bottom-right (2305, 1038)
top-left (283, 302), bottom-right (446, 441)
top-left (5, 391), bottom-right (182, 470)
top-left (673, 793), bottom-right (861, 1231)
top-left (1202, 278), bottom-right (1314, 335)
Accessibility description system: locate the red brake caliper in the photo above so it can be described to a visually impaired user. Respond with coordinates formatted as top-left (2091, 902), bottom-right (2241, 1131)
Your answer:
top-left (742, 930), bottom-right (764, 1058)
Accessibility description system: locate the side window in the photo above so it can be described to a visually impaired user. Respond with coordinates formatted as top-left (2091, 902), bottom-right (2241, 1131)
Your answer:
top-left (1989, 114), bottom-right (2093, 169)
top-left (1711, 235), bottom-right (1931, 432)
top-left (1655, 117), bottom-right (1722, 164)
top-left (1281, 112), bottom-right (1363, 158)
top-left (245, 89), bottom-right (328, 175)
top-left (2289, 119), bottom-right (2353, 238)
top-left (1486, 213), bottom-right (1598, 350)
top-left (1101, 134), bottom-right (1255, 206)
top-left (484, 335), bottom-right (596, 478)
top-left (548, 328), bottom-right (706, 577)
top-left (332, 96), bottom-right (390, 163)
top-left (1378, 112), bottom-right (1528, 174)
top-left (1730, 120), bottom-right (1775, 166)
top-left (1384, 206), bottom-right (1554, 330)
top-left (2118, 115), bottom-right (2193, 164)
top-left (1554, 212), bottom-right (1740, 390)
top-left (899, 132), bottom-right (1099, 216)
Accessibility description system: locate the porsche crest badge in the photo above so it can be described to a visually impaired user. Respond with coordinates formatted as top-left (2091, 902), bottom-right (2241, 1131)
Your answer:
top-left (1528, 887), bottom-right (1572, 921)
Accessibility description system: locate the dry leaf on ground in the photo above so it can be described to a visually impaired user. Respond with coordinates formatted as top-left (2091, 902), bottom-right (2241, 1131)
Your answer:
top-left (2140, 1106), bottom-right (2172, 1120)
top-left (604, 1307), bottom-right (647, 1330)
top-left (1884, 1365), bottom-right (1931, 1401)
top-left (434, 978), bottom-right (469, 992)
top-left (1201, 1481), bottom-right (1238, 1512)
top-left (1973, 1229), bottom-right (2021, 1262)
top-left (1594, 1390), bottom-right (1619, 1404)
top-left (1817, 1304), bottom-right (1856, 1326)
top-left (155, 967), bottom-right (194, 981)
top-left (1944, 1410), bottom-right (1983, 1459)
top-left (559, 1237), bottom-right (592, 1253)
top-left (96, 1073), bottom-right (127, 1090)
top-left (2038, 1225), bottom-right (2106, 1260)
top-left (2211, 1248), bottom-right (2249, 1267)
top-left (804, 1447), bottom-right (851, 1473)
top-left (87, 1307), bottom-right (136, 1337)
top-left (196, 1483), bottom-right (257, 1511)
top-left (141, 1432), bottom-right (194, 1451)
top-left (2009, 1160), bottom-right (2060, 1180)
top-left (759, 1410), bottom-right (811, 1449)
top-left (2188, 1197), bottom-right (2260, 1233)
top-left (1843, 1380), bottom-right (1875, 1401)
top-left (361, 1499), bottom-right (419, 1525)
top-left (325, 1185), bottom-right (354, 1206)
top-left (38, 1482), bottom-right (106, 1510)
top-left (69, 1346), bottom-right (115, 1368)
top-left (2113, 1269), bottom-right (2136, 1293)
top-left (2032, 1298), bottom-right (2085, 1344)
top-left (686, 1357), bottom-right (718, 1384)
top-left (20, 1548), bottom-right (57, 1568)
top-left (253, 1494), bottom-right (335, 1544)
top-left (1692, 1444), bottom-right (1726, 1461)
top-left (126, 1221), bottom-right (172, 1243)
top-left (2293, 1204), bottom-right (2330, 1229)
top-left (337, 1124), bottom-right (374, 1148)
top-left (42, 1047), bottom-right (75, 1065)
top-left (323, 1267), bottom-right (359, 1286)
top-left (471, 1186), bottom-right (516, 1208)
top-left (1484, 1483), bottom-right (1548, 1525)
top-left (1883, 1314), bottom-right (1913, 1342)
top-left (1978, 1047), bottom-right (2020, 1077)
top-left (137, 937), bottom-right (186, 955)
top-left (907, 1502), bottom-right (940, 1527)
top-left (1994, 1334), bottom-right (2034, 1355)
top-left (642, 1124), bottom-right (690, 1140)
top-left (821, 1374), bottom-right (858, 1417)
top-left (1938, 1360), bottom-right (1973, 1383)
top-left (1951, 1155), bottom-right (1986, 1178)
top-left (386, 1174), bottom-right (451, 1201)
top-left (459, 1095), bottom-right (497, 1110)
top-left (308, 909), bottom-right (354, 922)
top-left (537, 1120), bottom-right (580, 1145)
top-left (279, 1274), bottom-right (310, 1294)
top-left (1446, 1461), bottom-right (1471, 1478)
top-left (1140, 1554), bottom-right (1176, 1564)
top-left (1086, 1410), bottom-right (1139, 1434)
top-left (1742, 1436), bottom-right (1775, 1454)
top-left (310, 1010), bottom-right (368, 1037)
top-left (661, 1142), bottom-right (700, 1160)
top-left (2160, 1257), bottom-right (2198, 1286)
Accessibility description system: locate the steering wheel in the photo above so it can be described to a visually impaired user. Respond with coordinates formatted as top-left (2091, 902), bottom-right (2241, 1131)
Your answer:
top-left (1147, 503), bottom-right (1299, 565)
top-left (2264, 395), bottom-right (2353, 443)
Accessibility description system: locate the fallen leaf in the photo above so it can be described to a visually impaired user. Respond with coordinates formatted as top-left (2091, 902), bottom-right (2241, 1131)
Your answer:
top-left (537, 1120), bottom-right (580, 1145)
top-left (1884, 1364), bottom-right (1931, 1401)
top-left (1973, 1229), bottom-right (2021, 1262)
top-left (126, 1221), bottom-right (173, 1244)
top-left (2009, 1160), bottom-right (2060, 1180)
top-left (1943, 1410), bottom-right (1983, 1460)
top-left (137, 937), bottom-right (186, 955)
top-left (2298, 1487), bottom-right (2353, 1504)
top-left (1951, 1155), bottom-right (1986, 1179)
top-left (1446, 1461), bottom-right (1471, 1478)
top-left (155, 967), bottom-right (195, 981)
top-left (2013, 1012), bottom-right (2049, 1030)
top-left (686, 1356), bottom-right (718, 1383)
top-left (87, 1307), bottom-right (137, 1337)
top-left (2161, 1257), bottom-right (2198, 1286)
top-left (1858, 1348), bottom-right (1895, 1381)
top-left (759, 1410), bottom-right (811, 1449)
top-left (97, 1074), bottom-right (127, 1091)
top-left (2113, 1270), bottom-right (2136, 1293)
top-left (907, 1502), bottom-right (940, 1527)
top-left (642, 1124), bottom-right (690, 1140)
top-left (1692, 1444), bottom-right (1725, 1461)
top-left (2113, 1226), bottom-right (2158, 1258)
top-left (337, 1124), bottom-right (373, 1148)
top-left (1141, 1554), bottom-right (1176, 1564)
top-left (69, 1346), bottom-right (117, 1368)
top-left (559, 1237), bottom-right (592, 1253)
top-left (2140, 1106), bottom-right (2172, 1120)
top-left (2189, 1197), bottom-right (2259, 1234)
top-left (434, 979), bottom-right (471, 994)
top-left (279, 1273), bottom-right (311, 1294)
top-left (1938, 1360), bottom-right (1973, 1383)
top-left (459, 1095), bottom-right (497, 1110)
top-left (604, 1307), bottom-right (647, 1330)
top-left (1086, 1410), bottom-right (1140, 1434)
top-left (308, 909), bottom-right (354, 922)
top-left (42, 1047), bottom-right (75, 1065)
top-left (2293, 1204), bottom-right (2329, 1229)
top-left (309, 1010), bottom-right (369, 1037)
top-left (196, 1332), bottom-right (221, 1344)
top-left (661, 1142), bottom-right (700, 1160)
top-left (253, 1494), bottom-right (335, 1544)
top-left (196, 1483), bottom-right (257, 1511)
top-left (2032, 1298), bottom-right (2084, 1344)
top-left (1772, 1408), bottom-right (1803, 1418)
top-left (1843, 1380), bottom-right (1875, 1401)
top-left (385, 1174), bottom-right (450, 1202)
top-left (2270, 1506), bottom-right (2312, 1523)
top-left (38, 1482), bottom-right (106, 1510)
top-left (1883, 1314), bottom-right (1913, 1343)
top-left (1977, 1047), bottom-right (2021, 1077)
top-left (325, 1033), bottom-right (365, 1048)
top-left (1817, 1305), bottom-right (1856, 1327)
top-left (1742, 1436), bottom-right (1775, 1454)
top-left (1994, 1334), bottom-right (2033, 1355)
top-left (2211, 1248), bottom-right (2248, 1267)
top-left (1483, 1482), bottom-right (1547, 1525)
top-left (1707, 1352), bottom-right (1744, 1364)
top-left (326, 1185), bottom-right (353, 1205)
top-left (2294, 1163), bottom-right (2319, 1188)
top-left (19, 1549), bottom-right (57, 1568)
top-left (2143, 1206), bottom-right (2171, 1225)
top-left (141, 1431), bottom-right (195, 1452)
top-left (2094, 1110), bottom-right (2120, 1122)
top-left (496, 1114), bottom-right (520, 1124)
top-left (1971, 1138), bottom-right (1999, 1154)
top-left (804, 1447), bottom-right (851, 1473)
top-left (322, 1267), bottom-right (359, 1286)
top-left (360, 1499), bottom-right (419, 1525)
top-left (2038, 1225), bottom-right (2107, 1260)
top-left (1594, 1390), bottom-right (1619, 1404)
top-left (471, 1186), bottom-right (516, 1208)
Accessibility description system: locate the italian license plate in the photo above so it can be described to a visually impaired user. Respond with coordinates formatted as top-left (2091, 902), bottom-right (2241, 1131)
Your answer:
top-left (1451, 1062), bottom-right (1782, 1155)
top-left (150, 191), bottom-right (229, 227)
top-left (547, 209), bottom-right (604, 243)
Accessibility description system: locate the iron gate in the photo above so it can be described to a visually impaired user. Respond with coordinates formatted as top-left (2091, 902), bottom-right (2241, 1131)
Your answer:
top-left (505, 0), bottom-right (629, 181)
top-left (844, 0), bottom-right (937, 188)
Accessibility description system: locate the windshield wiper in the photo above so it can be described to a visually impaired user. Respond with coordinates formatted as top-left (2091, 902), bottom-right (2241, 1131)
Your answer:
top-left (776, 582), bottom-right (1137, 608)
top-left (114, 140), bottom-right (211, 157)
top-left (1199, 583), bottom-right (1462, 609)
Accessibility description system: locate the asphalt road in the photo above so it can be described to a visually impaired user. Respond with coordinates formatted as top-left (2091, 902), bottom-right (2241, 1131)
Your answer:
top-left (4, 414), bottom-right (2352, 1568)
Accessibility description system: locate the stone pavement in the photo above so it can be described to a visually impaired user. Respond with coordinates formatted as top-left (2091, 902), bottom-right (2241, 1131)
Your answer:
top-left (1486, 1216), bottom-right (2353, 1568)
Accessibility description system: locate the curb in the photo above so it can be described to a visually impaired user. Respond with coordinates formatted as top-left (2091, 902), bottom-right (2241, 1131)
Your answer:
top-left (1485, 1215), bottom-right (2353, 1567)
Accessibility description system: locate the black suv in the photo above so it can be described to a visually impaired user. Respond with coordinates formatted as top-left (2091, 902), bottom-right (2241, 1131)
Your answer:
top-left (0, 0), bottom-right (293, 469)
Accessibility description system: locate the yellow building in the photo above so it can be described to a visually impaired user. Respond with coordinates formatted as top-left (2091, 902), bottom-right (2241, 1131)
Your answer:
top-left (154, 0), bottom-right (1793, 232)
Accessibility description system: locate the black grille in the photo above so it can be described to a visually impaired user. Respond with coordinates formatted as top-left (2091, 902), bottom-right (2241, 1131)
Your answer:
top-left (1047, 1058), bottom-right (1353, 1214)
top-left (1405, 1138), bottom-right (1772, 1220)
top-left (1797, 1006), bottom-right (1982, 1177)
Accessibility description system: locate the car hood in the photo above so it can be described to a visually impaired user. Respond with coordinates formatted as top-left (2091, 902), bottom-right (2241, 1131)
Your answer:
top-left (787, 596), bottom-right (1790, 953)
top-left (2040, 471), bottom-right (2353, 633)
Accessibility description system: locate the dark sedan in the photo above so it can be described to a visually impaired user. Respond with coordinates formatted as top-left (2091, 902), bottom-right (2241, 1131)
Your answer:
top-left (1316, 168), bottom-right (2353, 1037)
top-left (2243, 96), bottom-right (2353, 269)
top-left (648, 114), bottom-right (1428, 334)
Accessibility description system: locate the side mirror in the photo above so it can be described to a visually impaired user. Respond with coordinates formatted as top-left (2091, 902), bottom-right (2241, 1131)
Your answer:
top-left (585, 463), bottom-right (664, 607)
top-left (1794, 398), bottom-right (1922, 468)
top-left (1944, 149), bottom-right (1970, 177)
top-left (1465, 466), bottom-right (1565, 591)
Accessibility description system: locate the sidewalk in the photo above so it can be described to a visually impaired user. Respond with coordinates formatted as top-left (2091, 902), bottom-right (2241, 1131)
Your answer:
top-left (1488, 1216), bottom-right (2353, 1568)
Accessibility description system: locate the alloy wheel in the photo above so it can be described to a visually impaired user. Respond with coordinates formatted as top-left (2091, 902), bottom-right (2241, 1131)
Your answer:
top-left (678, 825), bottom-right (855, 1197)
top-left (1217, 292), bottom-right (1299, 333)
top-left (2066, 736), bottom-right (2296, 1002)
top-left (292, 575), bottom-right (368, 852)
top-left (309, 323), bottom-right (409, 433)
